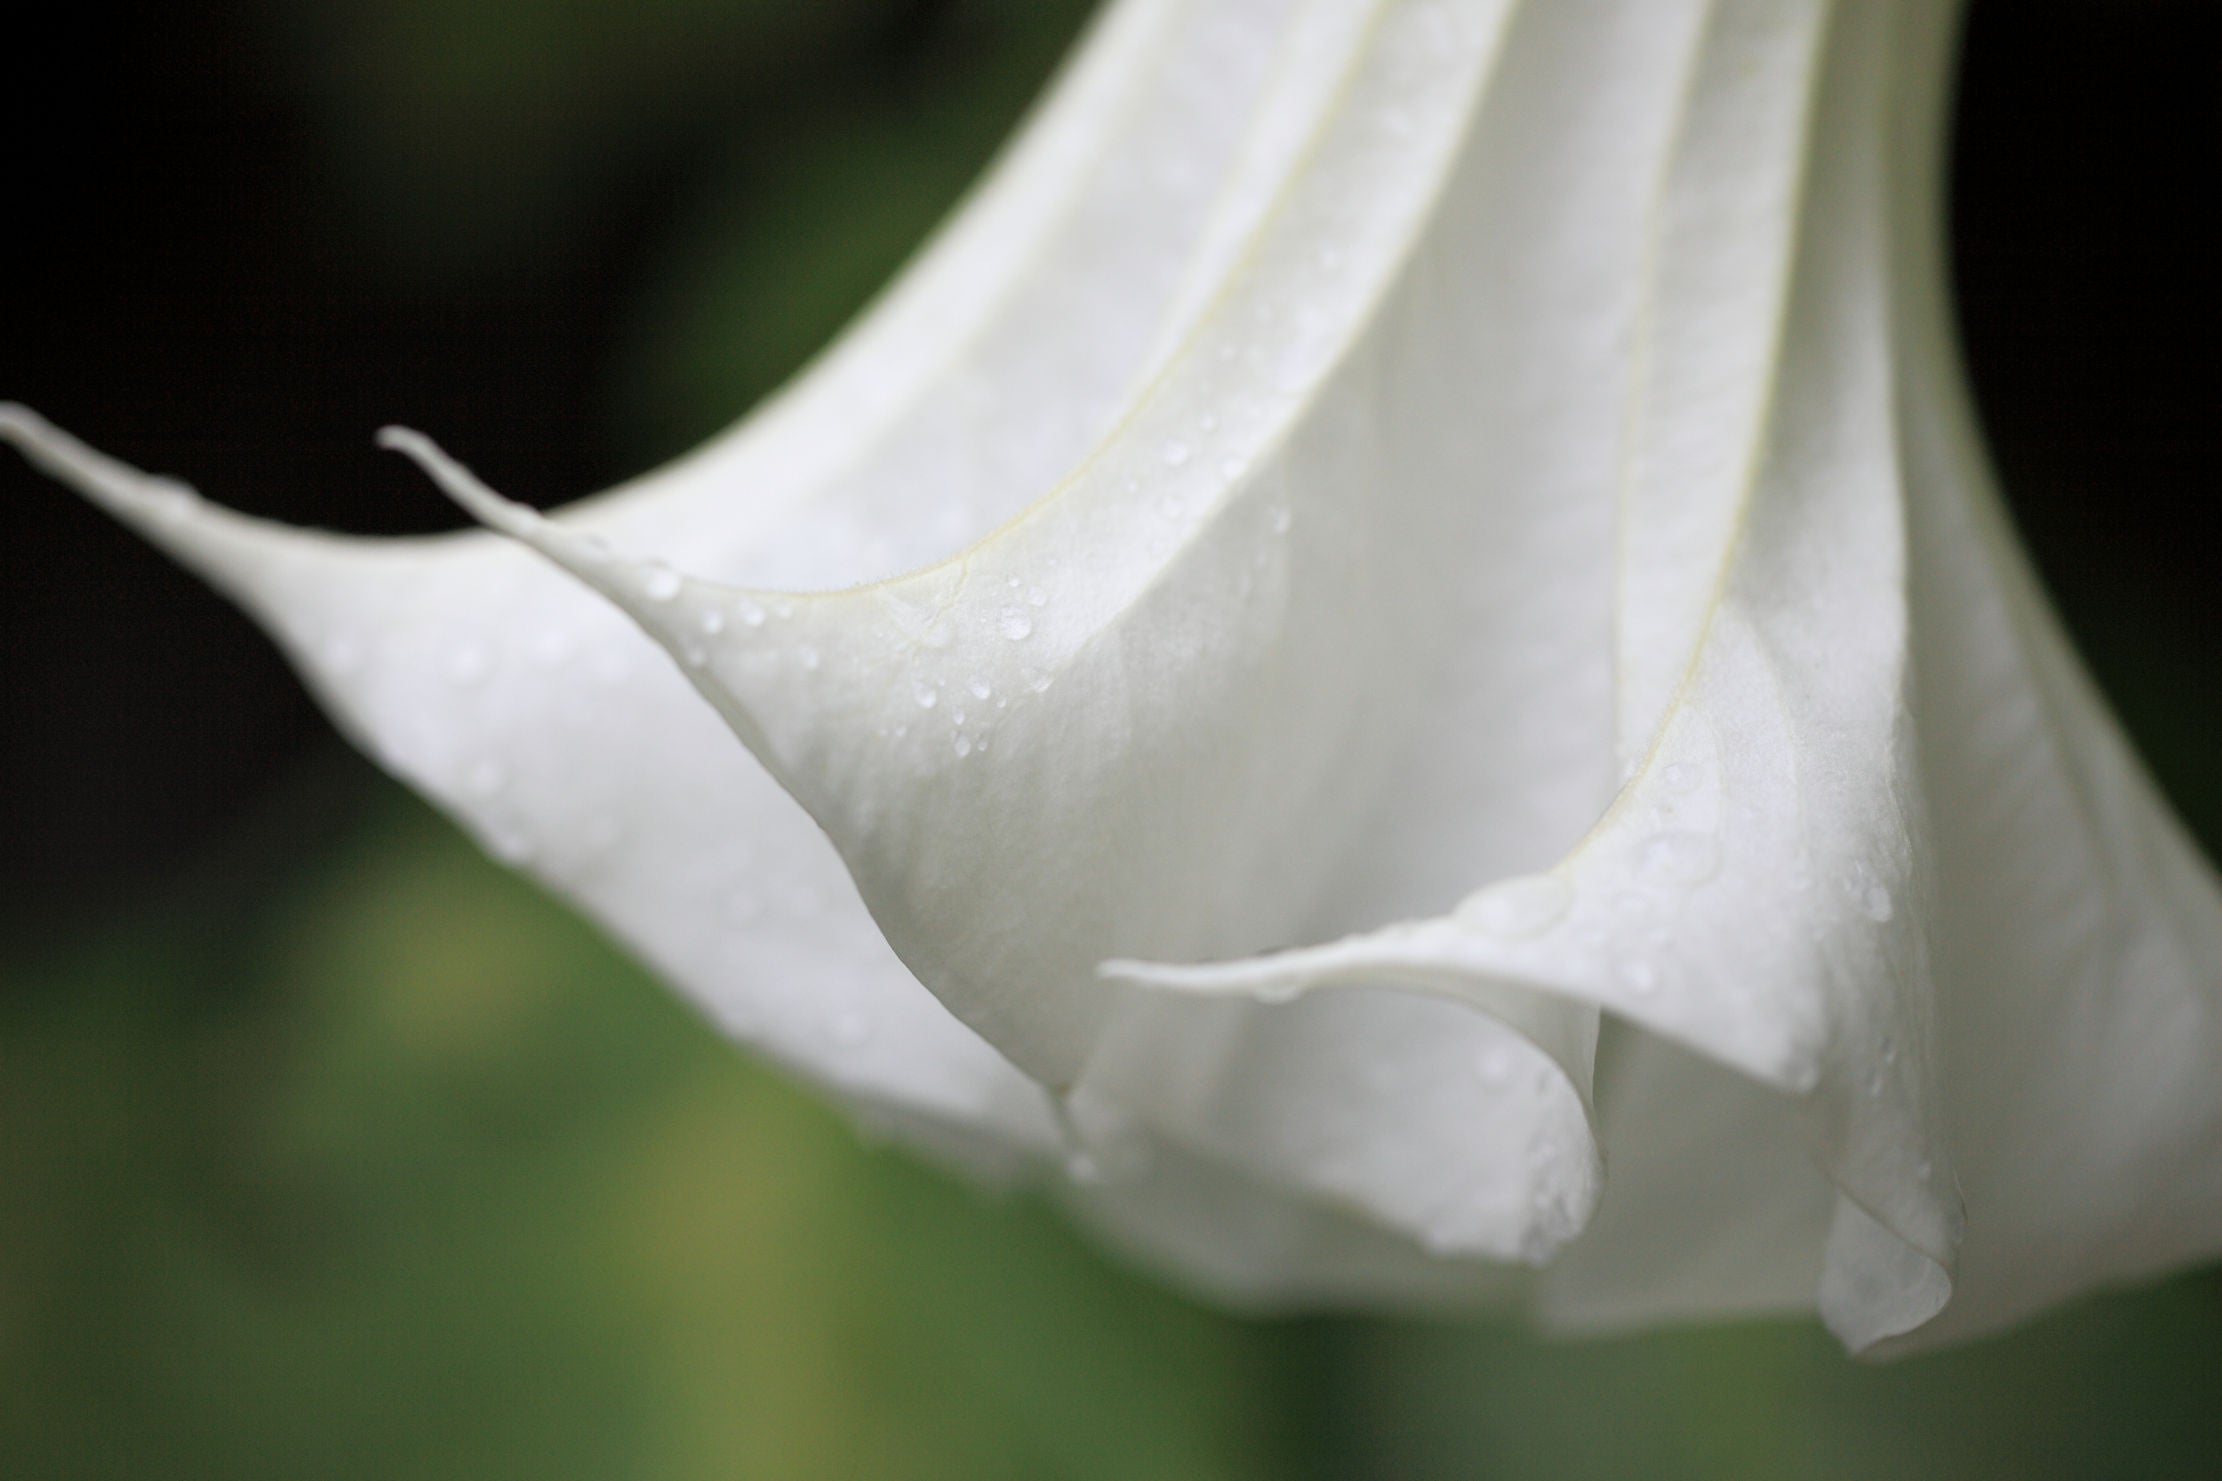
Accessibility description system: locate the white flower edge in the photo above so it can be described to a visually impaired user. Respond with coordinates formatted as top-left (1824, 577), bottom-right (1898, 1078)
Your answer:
top-left (8, 0), bottom-right (2222, 1354)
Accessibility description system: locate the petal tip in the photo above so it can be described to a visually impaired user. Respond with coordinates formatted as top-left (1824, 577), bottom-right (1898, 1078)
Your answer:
top-left (376, 425), bottom-right (546, 543)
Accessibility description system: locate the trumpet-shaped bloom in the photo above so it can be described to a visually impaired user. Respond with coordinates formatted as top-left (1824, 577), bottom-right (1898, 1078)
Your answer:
top-left (8, 0), bottom-right (2220, 1355)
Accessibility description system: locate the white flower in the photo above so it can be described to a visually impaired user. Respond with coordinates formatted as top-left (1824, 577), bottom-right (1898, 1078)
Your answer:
top-left (7, 0), bottom-right (2220, 1355)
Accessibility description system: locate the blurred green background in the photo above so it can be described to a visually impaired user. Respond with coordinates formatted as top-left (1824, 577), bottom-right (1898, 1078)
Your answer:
top-left (2, 1), bottom-right (2218, 1477)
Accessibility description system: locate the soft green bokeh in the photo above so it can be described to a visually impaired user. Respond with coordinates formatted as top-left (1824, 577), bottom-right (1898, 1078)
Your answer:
top-left (2, 773), bottom-right (1300, 1480)
top-left (7, 1), bottom-right (2221, 1476)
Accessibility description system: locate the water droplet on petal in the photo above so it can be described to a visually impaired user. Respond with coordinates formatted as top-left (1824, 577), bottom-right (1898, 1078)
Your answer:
top-left (446, 643), bottom-right (490, 686)
top-left (737, 599), bottom-right (767, 628)
top-left (1161, 438), bottom-right (1192, 467)
top-left (1456, 875), bottom-right (1572, 940)
top-left (912, 681), bottom-right (939, 710)
top-left (952, 733), bottom-right (974, 758)
top-left (1637, 831), bottom-right (1719, 886)
top-left (998, 608), bottom-right (1034, 641)
top-left (1662, 761), bottom-right (1700, 794)
top-left (322, 635), bottom-right (365, 674)
top-left (1475, 1045), bottom-right (1516, 1088)
top-left (530, 630), bottom-right (574, 667)
top-left (642, 565), bottom-right (682, 602)
top-left (1616, 958), bottom-right (1658, 995)
top-left (798, 646), bottom-right (821, 672)
top-left (144, 476), bottom-right (201, 520)
top-left (967, 676), bottom-right (992, 700)
top-left (1862, 883), bottom-right (1895, 922)
top-left (699, 609), bottom-right (726, 636)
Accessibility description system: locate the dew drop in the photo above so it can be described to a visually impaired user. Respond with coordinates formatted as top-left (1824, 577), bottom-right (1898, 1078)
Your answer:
top-left (967, 676), bottom-right (993, 700)
top-left (530, 630), bottom-right (574, 668)
top-left (1456, 875), bottom-right (1572, 940)
top-left (642, 565), bottom-right (682, 602)
top-left (952, 733), bottom-right (974, 759)
top-left (998, 608), bottom-right (1035, 641)
top-left (143, 476), bottom-right (201, 519)
top-left (1616, 957), bottom-right (1658, 995)
top-left (737, 598), bottom-right (767, 628)
top-left (912, 681), bottom-right (939, 710)
top-left (1662, 761), bottom-right (1700, 794)
top-left (1025, 585), bottom-right (1049, 609)
top-left (1861, 883), bottom-right (1895, 923)
top-left (1024, 667), bottom-right (1052, 694)
top-left (446, 643), bottom-right (490, 686)
top-left (699, 609), bottom-right (726, 636)
top-left (798, 645), bottom-right (822, 672)
top-left (1219, 455), bottom-right (1245, 479)
top-left (323, 635), bottom-right (365, 674)
top-left (1161, 438), bottom-right (1192, 467)
top-left (1475, 1045), bottom-right (1516, 1088)
top-left (831, 1008), bottom-right (874, 1048)
top-left (1637, 830), bottom-right (1719, 886)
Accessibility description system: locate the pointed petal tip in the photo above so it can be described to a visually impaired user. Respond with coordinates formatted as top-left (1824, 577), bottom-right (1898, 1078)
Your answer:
top-left (0, 400), bottom-right (208, 529)
top-left (1096, 953), bottom-right (1313, 1004)
top-left (376, 424), bottom-right (546, 543)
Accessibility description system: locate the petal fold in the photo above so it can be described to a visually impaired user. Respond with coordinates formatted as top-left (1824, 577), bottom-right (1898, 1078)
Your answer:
top-left (15, 0), bottom-right (2222, 1354)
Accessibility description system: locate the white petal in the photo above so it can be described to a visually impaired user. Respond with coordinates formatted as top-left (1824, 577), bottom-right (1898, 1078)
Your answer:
top-left (15, 0), bottom-right (2221, 1354)
top-left (0, 0), bottom-right (1340, 1158)
top-left (1111, 0), bottom-right (1965, 1345)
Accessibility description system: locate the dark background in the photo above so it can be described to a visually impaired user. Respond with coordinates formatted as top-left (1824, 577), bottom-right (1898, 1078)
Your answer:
top-left (0, 0), bottom-right (2214, 927)
top-left (0, 3), bottom-right (2218, 1478)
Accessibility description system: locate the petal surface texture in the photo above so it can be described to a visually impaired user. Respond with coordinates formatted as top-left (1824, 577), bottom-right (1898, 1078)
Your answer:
top-left (10, 0), bottom-right (2222, 1353)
